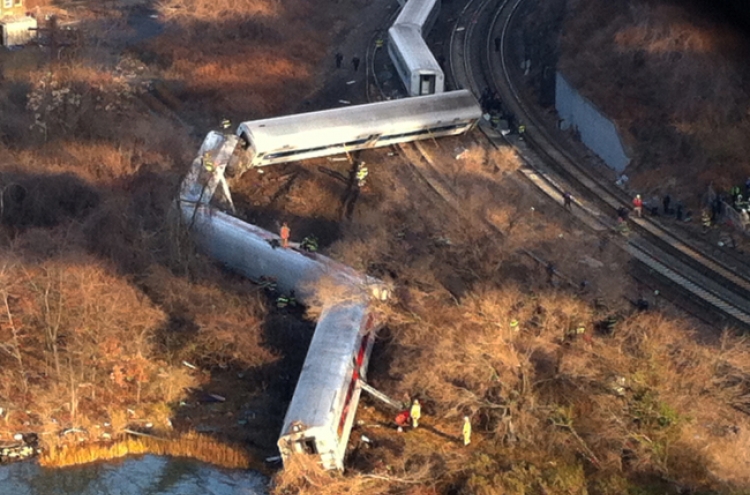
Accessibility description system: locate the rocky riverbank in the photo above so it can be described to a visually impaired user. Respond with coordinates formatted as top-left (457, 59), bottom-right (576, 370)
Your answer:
top-left (0, 434), bottom-right (41, 464)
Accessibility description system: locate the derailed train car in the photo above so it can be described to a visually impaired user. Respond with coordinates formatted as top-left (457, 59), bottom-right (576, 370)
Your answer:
top-left (388, 24), bottom-right (445, 96)
top-left (393, 0), bottom-right (441, 36)
top-left (234, 90), bottom-right (481, 169)
top-left (277, 302), bottom-right (382, 470)
top-left (179, 204), bottom-right (390, 304)
top-left (389, 0), bottom-right (444, 96)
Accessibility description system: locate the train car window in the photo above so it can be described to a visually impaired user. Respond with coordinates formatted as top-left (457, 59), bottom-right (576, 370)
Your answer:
top-left (296, 438), bottom-right (318, 455)
top-left (266, 138), bottom-right (370, 162)
top-left (381, 128), bottom-right (431, 140)
top-left (343, 137), bottom-right (370, 147)
top-left (388, 42), bottom-right (410, 84)
top-left (238, 133), bottom-right (252, 151)
top-left (420, 75), bottom-right (436, 95)
top-left (432, 124), bottom-right (467, 133)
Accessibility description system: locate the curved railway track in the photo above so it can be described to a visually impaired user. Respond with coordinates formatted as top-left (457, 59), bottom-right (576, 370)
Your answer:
top-left (447, 0), bottom-right (750, 328)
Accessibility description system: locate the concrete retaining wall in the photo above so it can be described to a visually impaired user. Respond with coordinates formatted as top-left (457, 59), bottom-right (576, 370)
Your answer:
top-left (555, 72), bottom-right (630, 172)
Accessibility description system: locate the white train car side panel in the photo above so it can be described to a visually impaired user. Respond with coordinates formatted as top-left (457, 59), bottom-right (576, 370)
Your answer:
top-left (180, 205), bottom-right (389, 304)
top-left (388, 24), bottom-right (445, 96)
top-left (393, 0), bottom-right (441, 36)
top-left (277, 303), bottom-right (381, 470)
top-left (237, 90), bottom-right (480, 167)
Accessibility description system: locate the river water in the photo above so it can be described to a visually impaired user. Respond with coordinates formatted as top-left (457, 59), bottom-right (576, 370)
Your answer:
top-left (0, 456), bottom-right (269, 495)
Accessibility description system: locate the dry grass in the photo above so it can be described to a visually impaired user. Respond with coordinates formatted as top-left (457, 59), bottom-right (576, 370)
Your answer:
top-left (40, 430), bottom-right (253, 469)
top-left (263, 134), bottom-right (750, 494)
top-left (144, 0), bottom-right (353, 118)
top-left (157, 0), bottom-right (281, 22)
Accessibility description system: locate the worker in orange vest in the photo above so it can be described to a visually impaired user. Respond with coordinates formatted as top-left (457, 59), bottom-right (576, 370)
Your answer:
top-left (632, 195), bottom-right (643, 218)
top-left (280, 222), bottom-right (290, 248)
top-left (395, 410), bottom-right (410, 432)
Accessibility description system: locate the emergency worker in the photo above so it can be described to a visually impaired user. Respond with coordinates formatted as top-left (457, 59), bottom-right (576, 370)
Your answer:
top-left (410, 399), bottom-right (421, 428)
top-left (463, 416), bottom-right (472, 446)
top-left (395, 410), bottom-right (410, 432)
top-left (300, 235), bottom-right (318, 252)
top-left (563, 191), bottom-right (572, 210)
top-left (356, 162), bottom-right (369, 187)
top-left (203, 152), bottom-right (214, 173)
top-left (632, 195), bottom-right (643, 218)
top-left (576, 323), bottom-right (586, 335)
top-left (602, 314), bottom-right (618, 335)
top-left (280, 222), bottom-right (291, 248)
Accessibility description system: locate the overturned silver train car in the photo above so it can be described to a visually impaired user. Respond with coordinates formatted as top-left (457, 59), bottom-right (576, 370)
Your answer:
top-left (277, 302), bottom-right (383, 470)
top-left (179, 139), bottom-right (389, 471)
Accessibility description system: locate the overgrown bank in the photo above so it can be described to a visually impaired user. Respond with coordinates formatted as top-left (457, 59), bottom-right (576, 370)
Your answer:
top-left (265, 137), bottom-right (750, 495)
top-left (557, 0), bottom-right (750, 200)
top-left (0, 0), bottom-right (357, 467)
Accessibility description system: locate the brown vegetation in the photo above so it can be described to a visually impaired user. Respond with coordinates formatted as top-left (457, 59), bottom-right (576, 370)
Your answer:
top-left (146, 0), bottom-right (352, 119)
top-left (558, 0), bottom-right (750, 198)
top-left (0, 0), bottom-right (340, 465)
top-left (234, 135), bottom-right (750, 494)
top-left (40, 431), bottom-right (253, 469)
top-left (2, 0), bottom-right (750, 493)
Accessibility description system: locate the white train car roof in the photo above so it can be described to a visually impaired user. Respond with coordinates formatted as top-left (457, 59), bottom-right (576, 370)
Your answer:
top-left (238, 90), bottom-right (480, 155)
top-left (181, 205), bottom-right (388, 303)
top-left (280, 302), bottom-right (369, 435)
top-left (394, 0), bottom-right (438, 30)
top-left (388, 24), bottom-right (442, 73)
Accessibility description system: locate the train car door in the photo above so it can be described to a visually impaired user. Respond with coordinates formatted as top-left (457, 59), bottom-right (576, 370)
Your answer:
top-left (419, 74), bottom-right (436, 95)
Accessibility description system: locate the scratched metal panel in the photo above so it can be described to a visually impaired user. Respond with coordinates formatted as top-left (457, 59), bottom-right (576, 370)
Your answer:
top-left (236, 90), bottom-right (480, 159)
top-left (388, 24), bottom-right (443, 73)
top-left (394, 0), bottom-right (440, 35)
top-left (180, 205), bottom-right (386, 304)
top-left (280, 302), bottom-right (366, 434)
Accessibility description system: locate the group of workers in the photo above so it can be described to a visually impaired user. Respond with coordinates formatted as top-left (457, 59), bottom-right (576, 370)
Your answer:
top-left (335, 52), bottom-right (360, 71)
top-left (480, 87), bottom-right (527, 137)
top-left (609, 192), bottom-right (692, 235)
top-left (394, 399), bottom-right (472, 446)
top-left (257, 276), bottom-right (299, 310)
top-left (726, 182), bottom-right (750, 228)
top-left (278, 222), bottom-right (319, 252)
top-left (356, 162), bottom-right (369, 188)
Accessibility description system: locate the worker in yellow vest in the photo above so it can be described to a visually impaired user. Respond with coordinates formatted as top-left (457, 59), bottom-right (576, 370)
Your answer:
top-left (203, 152), bottom-right (214, 173)
top-left (356, 162), bottom-right (369, 188)
top-left (463, 416), bottom-right (472, 446)
top-left (410, 399), bottom-right (421, 428)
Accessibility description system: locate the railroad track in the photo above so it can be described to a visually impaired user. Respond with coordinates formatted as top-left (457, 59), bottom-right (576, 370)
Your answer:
top-left (446, 0), bottom-right (750, 328)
